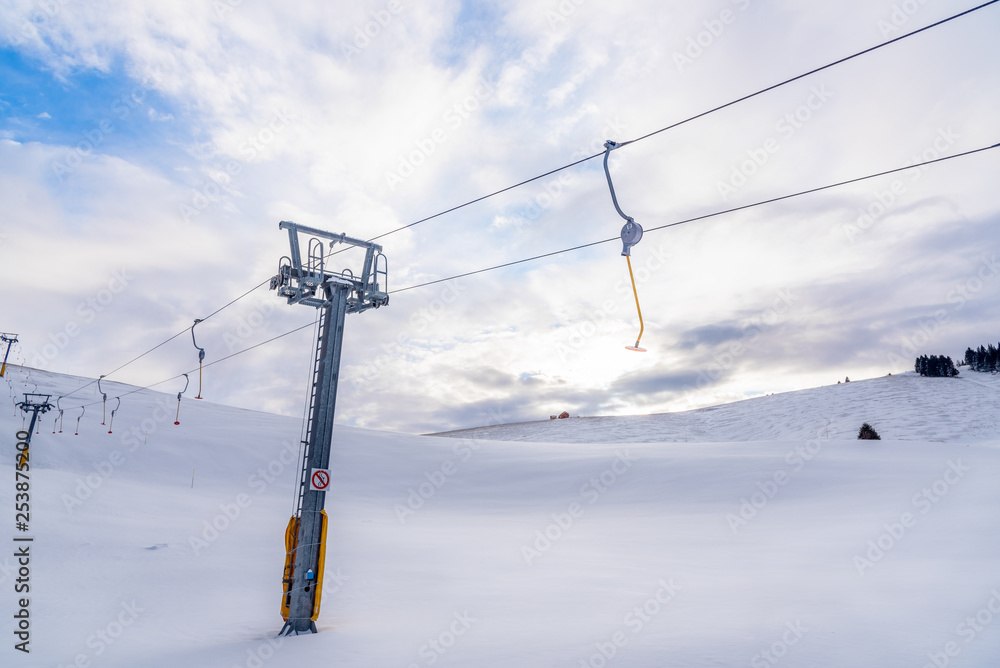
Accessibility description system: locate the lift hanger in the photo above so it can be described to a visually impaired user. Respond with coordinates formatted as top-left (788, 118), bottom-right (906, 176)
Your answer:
top-left (603, 140), bottom-right (647, 352)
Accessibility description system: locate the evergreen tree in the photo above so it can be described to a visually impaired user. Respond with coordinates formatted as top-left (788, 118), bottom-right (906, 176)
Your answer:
top-left (858, 423), bottom-right (881, 440)
top-left (948, 340), bottom-right (1000, 374)
top-left (914, 355), bottom-right (958, 377)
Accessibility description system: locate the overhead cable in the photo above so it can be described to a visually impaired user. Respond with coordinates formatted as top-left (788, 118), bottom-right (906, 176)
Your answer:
top-left (389, 142), bottom-right (1000, 294)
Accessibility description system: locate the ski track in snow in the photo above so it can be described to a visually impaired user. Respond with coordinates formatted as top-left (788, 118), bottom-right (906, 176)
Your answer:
top-left (1, 367), bottom-right (999, 667)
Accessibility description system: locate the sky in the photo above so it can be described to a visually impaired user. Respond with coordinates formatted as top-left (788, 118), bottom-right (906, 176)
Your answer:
top-left (1, 0), bottom-right (998, 433)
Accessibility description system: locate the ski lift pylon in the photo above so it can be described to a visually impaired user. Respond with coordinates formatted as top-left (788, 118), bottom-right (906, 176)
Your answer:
top-left (0, 332), bottom-right (18, 377)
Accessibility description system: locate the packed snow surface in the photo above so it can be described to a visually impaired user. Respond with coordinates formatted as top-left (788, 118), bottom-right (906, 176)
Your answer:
top-left (2, 367), bottom-right (999, 667)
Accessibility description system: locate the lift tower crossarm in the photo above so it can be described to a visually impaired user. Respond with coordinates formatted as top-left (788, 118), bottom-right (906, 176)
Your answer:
top-left (279, 221), bottom-right (381, 255)
top-left (273, 221), bottom-right (388, 313)
top-left (16, 393), bottom-right (53, 448)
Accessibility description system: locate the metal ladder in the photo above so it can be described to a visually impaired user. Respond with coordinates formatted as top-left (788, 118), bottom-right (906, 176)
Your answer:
top-left (292, 306), bottom-right (329, 520)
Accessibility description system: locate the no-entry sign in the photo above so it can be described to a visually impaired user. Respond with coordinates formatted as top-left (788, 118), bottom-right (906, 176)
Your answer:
top-left (310, 468), bottom-right (331, 492)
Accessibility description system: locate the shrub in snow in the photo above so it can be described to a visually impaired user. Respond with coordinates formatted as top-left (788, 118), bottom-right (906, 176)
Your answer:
top-left (858, 423), bottom-right (881, 440)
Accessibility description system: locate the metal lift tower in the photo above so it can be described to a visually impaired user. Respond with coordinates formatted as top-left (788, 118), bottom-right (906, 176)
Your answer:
top-left (1, 332), bottom-right (18, 377)
top-left (271, 221), bottom-right (388, 636)
top-left (17, 393), bottom-right (54, 447)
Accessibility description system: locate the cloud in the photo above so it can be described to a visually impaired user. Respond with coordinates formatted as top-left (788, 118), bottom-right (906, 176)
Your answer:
top-left (610, 369), bottom-right (706, 398)
top-left (147, 107), bottom-right (173, 122)
top-left (1, 0), bottom-right (999, 432)
top-left (678, 323), bottom-right (746, 349)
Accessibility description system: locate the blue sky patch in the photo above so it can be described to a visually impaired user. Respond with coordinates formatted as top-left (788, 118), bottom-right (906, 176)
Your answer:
top-left (0, 46), bottom-right (179, 152)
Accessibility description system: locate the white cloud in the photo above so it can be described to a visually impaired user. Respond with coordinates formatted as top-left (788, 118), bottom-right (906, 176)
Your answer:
top-left (1, 0), bottom-right (999, 431)
top-left (147, 107), bottom-right (173, 121)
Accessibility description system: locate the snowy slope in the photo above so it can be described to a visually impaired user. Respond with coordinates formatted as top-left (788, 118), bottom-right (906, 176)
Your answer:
top-left (2, 366), bottom-right (1000, 667)
top-left (432, 371), bottom-right (1000, 443)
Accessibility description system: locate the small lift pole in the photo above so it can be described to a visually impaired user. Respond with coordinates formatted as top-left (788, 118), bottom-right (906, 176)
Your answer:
top-left (271, 221), bottom-right (388, 636)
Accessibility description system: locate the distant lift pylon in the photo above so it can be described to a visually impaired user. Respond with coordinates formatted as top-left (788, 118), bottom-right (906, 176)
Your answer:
top-left (1, 332), bottom-right (18, 377)
top-left (270, 221), bottom-right (388, 636)
top-left (16, 393), bottom-right (53, 454)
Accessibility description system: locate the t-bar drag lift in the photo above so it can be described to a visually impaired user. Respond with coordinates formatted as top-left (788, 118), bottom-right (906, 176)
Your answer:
top-left (191, 320), bottom-right (206, 399)
top-left (603, 140), bottom-right (647, 352)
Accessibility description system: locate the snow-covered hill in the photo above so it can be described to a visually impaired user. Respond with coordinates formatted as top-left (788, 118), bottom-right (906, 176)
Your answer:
top-left (2, 366), bottom-right (999, 667)
top-left (433, 371), bottom-right (1000, 443)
